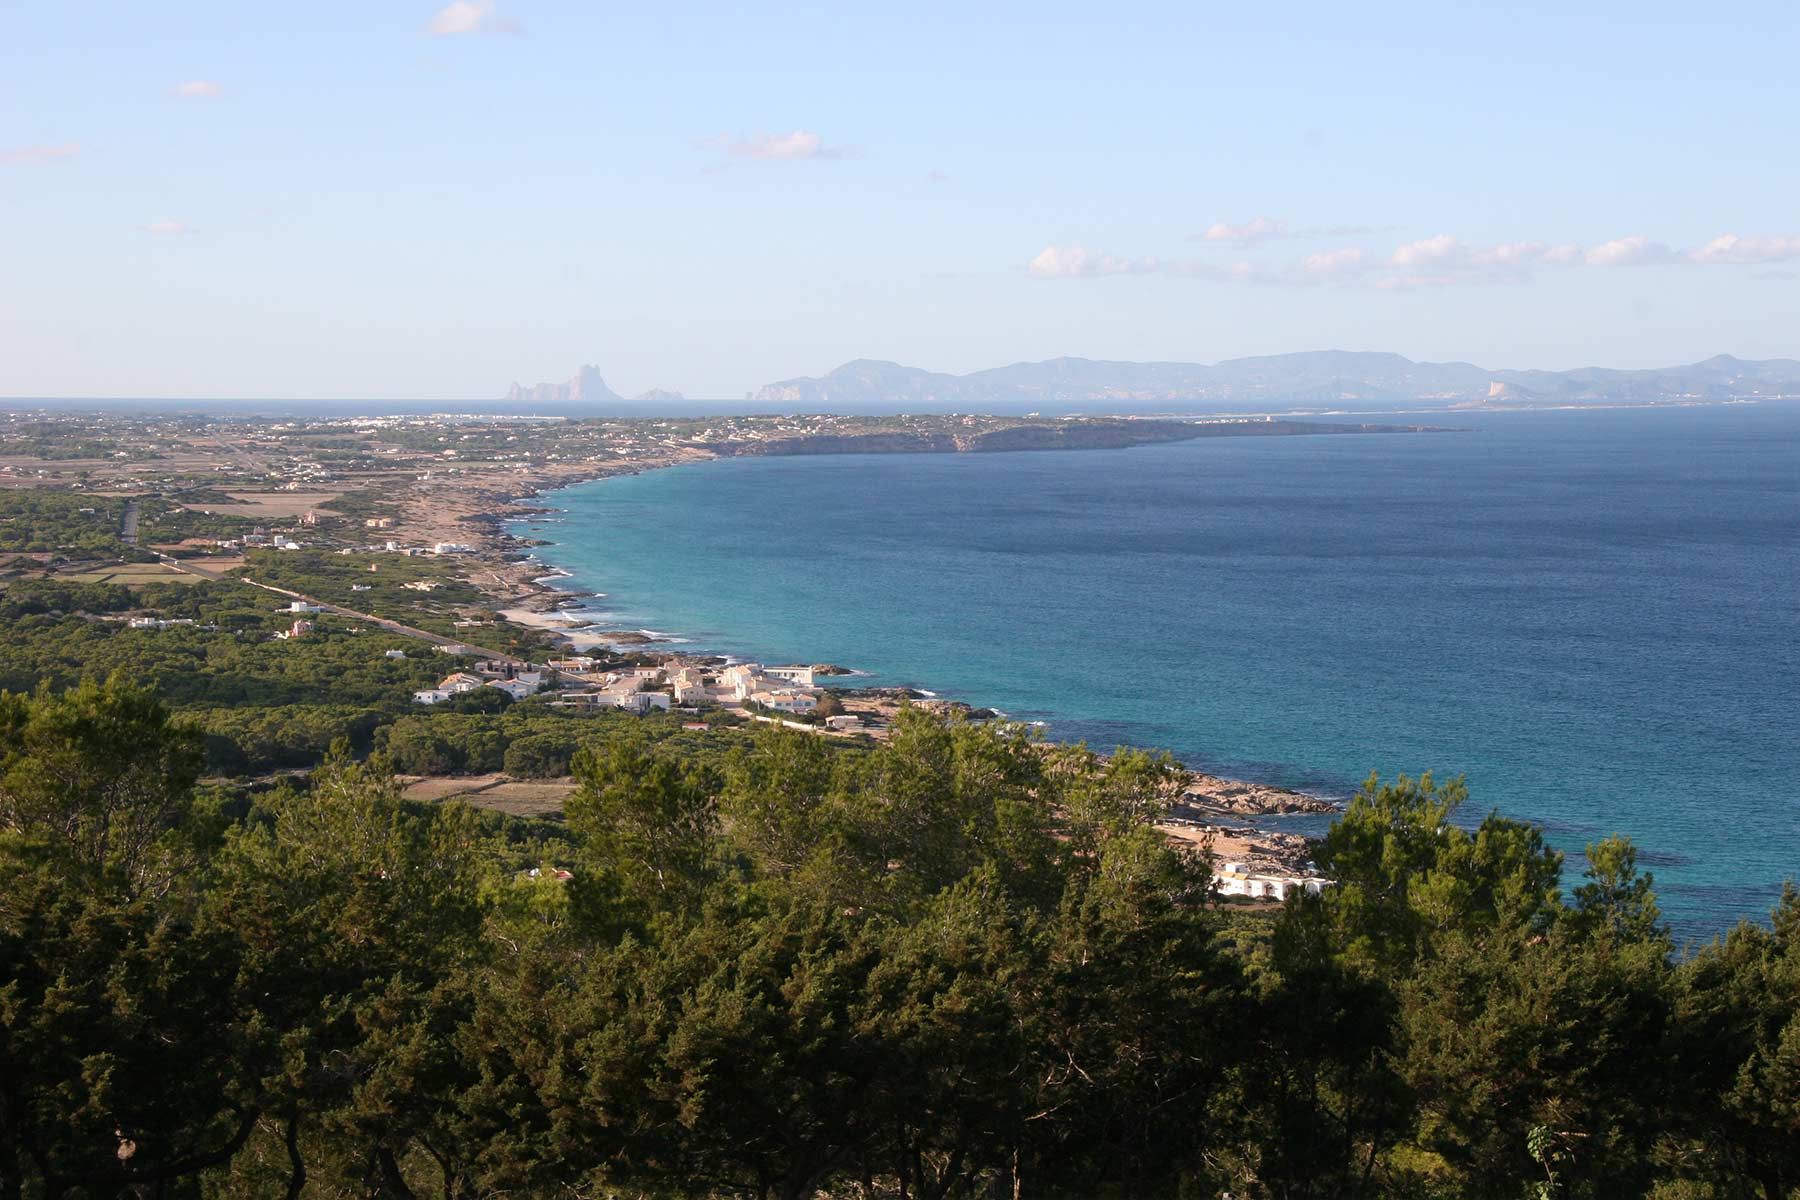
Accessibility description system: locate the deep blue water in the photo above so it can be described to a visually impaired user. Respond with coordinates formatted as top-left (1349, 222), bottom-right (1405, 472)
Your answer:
top-left (514, 405), bottom-right (1800, 938)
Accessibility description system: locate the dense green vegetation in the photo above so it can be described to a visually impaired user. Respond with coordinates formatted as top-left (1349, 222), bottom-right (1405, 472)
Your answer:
top-left (134, 497), bottom-right (259, 546)
top-left (377, 705), bottom-right (757, 778)
top-left (0, 420), bottom-right (156, 461)
top-left (234, 549), bottom-right (494, 639)
top-left (2, 679), bottom-right (1797, 1199)
top-left (0, 589), bottom-right (443, 707)
top-left (0, 571), bottom-right (720, 777)
top-left (0, 491), bottom-right (128, 556)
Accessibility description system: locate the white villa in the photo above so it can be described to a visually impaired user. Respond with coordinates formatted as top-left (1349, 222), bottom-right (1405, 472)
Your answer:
top-left (605, 691), bottom-right (672, 714)
top-left (668, 665), bottom-right (711, 704)
top-left (1212, 861), bottom-right (1332, 902)
top-left (718, 663), bottom-right (822, 708)
top-left (486, 678), bottom-right (537, 702)
top-left (749, 689), bottom-right (818, 714)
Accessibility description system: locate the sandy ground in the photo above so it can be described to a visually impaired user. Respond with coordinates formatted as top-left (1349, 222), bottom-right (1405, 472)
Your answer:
top-left (209, 491), bottom-right (347, 518)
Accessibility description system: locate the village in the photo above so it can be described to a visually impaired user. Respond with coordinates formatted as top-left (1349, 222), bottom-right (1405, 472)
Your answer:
top-left (407, 654), bottom-right (869, 733)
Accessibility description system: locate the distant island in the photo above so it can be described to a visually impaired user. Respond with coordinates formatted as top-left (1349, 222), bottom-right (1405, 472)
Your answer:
top-left (502, 351), bottom-right (1800, 417)
top-left (504, 366), bottom-right (689, 409)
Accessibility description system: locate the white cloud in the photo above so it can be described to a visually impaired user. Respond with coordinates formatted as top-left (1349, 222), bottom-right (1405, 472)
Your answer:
top-left (1202, 216), bottom-right (1289, 246)
top-left (1390, 233), bottom-right (1463, 267)
top-left (1031, 227), bottom-right (1800, 288)
top-left (1196, 217), bottom-right (1380, 245)
top-left (144, 220), bottom-right (194, 236)
top-left (1584, 235), bottom-right (1677, 267)
top-left (1166, 259), bottom-right (1274, 283)
top-left (717, 131), bottom-right (857, 162)
top-left (1, 143), bottom-right (79, 165)
top-left (1691, 234), bottom-right (1800, 265)
top-left (1028, 245), bottom-right (1157, 278)
top-left (171, 80), bottom-right (222, 98)
top-left (1302, 247), bottom-right (1370, 278)
top-left (427, 1), bottom-right (520, 35)
top-left (1384, 236), bottom-right (1576, 286)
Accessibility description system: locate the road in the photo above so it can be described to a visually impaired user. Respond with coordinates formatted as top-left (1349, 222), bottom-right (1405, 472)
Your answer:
top-left (120, 498), bottom-right (139, 547)
top-left (155, 554), bottom-right (524, 664)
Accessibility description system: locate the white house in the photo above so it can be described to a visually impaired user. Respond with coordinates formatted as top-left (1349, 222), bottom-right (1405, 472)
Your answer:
top-left (412, 688), bottom-right (451, 705)
top-left (438, 672), bottom-right (485, 694)
top-left (719, 663), bottom-right (763, 701)
top-left (604, 691), bottom-right (672, 715)
top-left (824, 714), bottom-right (863, 732)
top-left (384, 649), bottom-right (407, 659)
top-left (1212, 862), bottom-right (1331, 902)
top-left (764, 665), bottom-right (817, 687)
top-left (433, 542), bottom-right (474, 555)
top-left (287, 601), bottom-right (322, 613)
top-left (667, 666), bottom-right (711, 704)
top-left (750, 688), bottom-right (818, 714)
top-left (486, 678), bottom-right (537, 702)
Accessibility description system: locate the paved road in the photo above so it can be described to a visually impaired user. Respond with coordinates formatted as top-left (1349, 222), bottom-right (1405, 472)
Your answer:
top-left (155, 554), bottom-right (523, 664)
top-left (120, 498), bottom-right (139, 547)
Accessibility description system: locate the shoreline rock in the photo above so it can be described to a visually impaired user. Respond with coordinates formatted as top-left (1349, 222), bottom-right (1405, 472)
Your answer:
top-left (1182, 772), bottom-right (1339, 815)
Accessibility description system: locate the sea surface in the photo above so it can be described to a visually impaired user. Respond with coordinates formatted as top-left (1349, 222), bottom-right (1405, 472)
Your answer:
top-left (514, 405), bottom-right (1800, 939)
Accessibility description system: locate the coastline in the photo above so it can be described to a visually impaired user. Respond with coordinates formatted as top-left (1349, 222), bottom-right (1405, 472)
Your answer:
top-left (485, 465), bottom-right (1338, 877)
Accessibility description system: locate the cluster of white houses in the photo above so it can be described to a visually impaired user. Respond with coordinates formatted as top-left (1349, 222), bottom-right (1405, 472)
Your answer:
top-left (413, 666), bottom-right (547, 706)
top-left (549, 658), bottom-right (829, 715)
top-left (411, 655), bottom-right (850, 722)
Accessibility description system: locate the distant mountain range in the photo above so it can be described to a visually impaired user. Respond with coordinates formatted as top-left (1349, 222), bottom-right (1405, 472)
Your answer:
top-left (746, 352), bottom-right (1800, 413)
top-left (496, 352), bottom-right (1800, 416)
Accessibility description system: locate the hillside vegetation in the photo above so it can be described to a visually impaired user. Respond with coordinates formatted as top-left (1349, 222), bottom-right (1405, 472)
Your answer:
top-left (2, 682), bottom-right (1797, 1199)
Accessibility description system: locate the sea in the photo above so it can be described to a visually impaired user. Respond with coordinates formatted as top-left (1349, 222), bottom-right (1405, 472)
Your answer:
top-left (511, 404), bottom-right (1800, 940)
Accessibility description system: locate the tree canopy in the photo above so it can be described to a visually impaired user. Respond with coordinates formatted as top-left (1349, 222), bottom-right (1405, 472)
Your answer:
top-left (1, 683), bottom-right (1796, 1199)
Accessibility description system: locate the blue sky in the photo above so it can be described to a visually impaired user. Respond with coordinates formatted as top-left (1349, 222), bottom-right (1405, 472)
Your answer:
top-left (3, 1), bottom-right (1797, 399)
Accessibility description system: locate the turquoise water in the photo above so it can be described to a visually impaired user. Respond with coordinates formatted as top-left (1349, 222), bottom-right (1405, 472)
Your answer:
top-left (514, 405), bottom-right (1800, 938)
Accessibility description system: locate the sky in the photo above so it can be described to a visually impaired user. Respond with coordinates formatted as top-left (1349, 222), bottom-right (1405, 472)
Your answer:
top-left (3, 0), bottom-right (1798, 400)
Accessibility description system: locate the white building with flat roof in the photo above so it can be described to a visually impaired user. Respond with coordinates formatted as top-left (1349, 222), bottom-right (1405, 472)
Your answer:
top-left (751, 689), bottom-right (818, 714)
top-left (1212, 862), bottom-right (1331, 902)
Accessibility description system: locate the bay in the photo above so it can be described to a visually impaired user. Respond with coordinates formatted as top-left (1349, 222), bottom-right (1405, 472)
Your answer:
top-left (514, 404), bottom-right (1800, 938)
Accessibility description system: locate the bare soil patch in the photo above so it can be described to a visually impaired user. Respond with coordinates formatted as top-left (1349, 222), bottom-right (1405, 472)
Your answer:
top-left (209, 491), bottom-right (346, 519)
